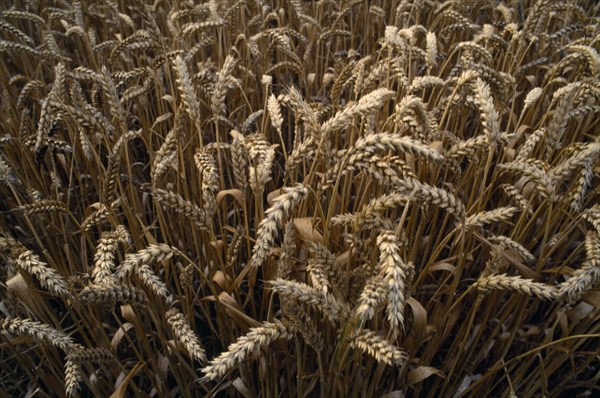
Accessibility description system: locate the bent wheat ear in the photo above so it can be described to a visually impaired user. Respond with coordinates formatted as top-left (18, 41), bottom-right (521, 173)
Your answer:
top-left (461, 206), bottom-right (518, 230)
top-left (166, 307), bottom-right (207, 362)
top-left (582, 206), bottom-right (600, 235)
top-left (306, 242), bottom-right (347, 293)
top-left (559, 232), bottom-right (600, 303)
top-left (320, 88), bottom-right (395, 138)
top-left (0, 240), bottom-right (70, 297)
top-left (201, 320), bottom-right (293, 381)
top-left (332, 192), bottom-right (410, 230)
top-left (354, 276), bottom-right (387, 321)
top-left (92, 227), bottom-right (130, 285)
top-left (251, 185), bottom-right (307, 267)
top-left (147, 187), bottom-right (211, 231)
top-left (79, 284), bottom-right (148, 306)
top-left (350, 328), bottom-right (407, 366)
top-left (397, 178), bottom-right (465, 218)
top-left (324, 134), bottom-right (444, 189)
top-left (18, 200), bottom-right (68, 215)
top-left (114, 244), bottom-right (175, 298)
top-left (67, 347), bottom-right (114, 365)
top-left (490, 235), bottom-right (536, 263)
top-left (2, 317), bottom-right (78, 351)
top-left (270, 279), bottom-right (351, 322)
top-left (474, 274), bottom-right (559, 300)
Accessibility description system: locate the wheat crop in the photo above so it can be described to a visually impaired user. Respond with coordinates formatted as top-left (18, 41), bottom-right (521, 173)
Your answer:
top-left (0, 1), bottom-right (599, 397)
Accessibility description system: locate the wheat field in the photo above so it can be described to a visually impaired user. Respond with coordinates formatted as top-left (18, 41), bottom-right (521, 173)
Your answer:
top-left (0, 0), bottom-right (599, 397)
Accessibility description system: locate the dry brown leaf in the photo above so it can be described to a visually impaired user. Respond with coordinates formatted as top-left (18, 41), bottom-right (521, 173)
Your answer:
top-left (407, 366), bottom-right (446, 385)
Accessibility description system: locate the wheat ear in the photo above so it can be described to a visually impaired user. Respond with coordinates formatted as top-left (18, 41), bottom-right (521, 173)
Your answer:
top-left (350, 328), bottom-right (407, 366)
top-left (79, 283), bottom-right (148, 306)
top-left (64, 360), bottom-right (82, 398)
top-left (92, 226), bottom-right (130, 285)
top-left (201, 319), bottom-right (294, 380)
top-left (270, 279), bottom-right (351, 323)
top-left (2, 316), bottom-right (78, 351)
top-left (460, 206), bottom-right (518, 230)
top-left (377, 230), bottom-right (412, 332)
top-left (474, 274), bottom-right (559, 300)
top-left (0, 238), bottom-right (69, 297)
top-left (166, 307), bottom-right (207, 362)
top-left (354, 276), bottom-right (388, 321)
top-left (251, 185), bottom-right (307, 267)
top-left (558, 232), bottom-right (600, 303)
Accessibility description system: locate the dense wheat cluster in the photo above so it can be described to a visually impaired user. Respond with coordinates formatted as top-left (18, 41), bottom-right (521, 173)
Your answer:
top-left (0, 0), bottom-right (599, 397)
